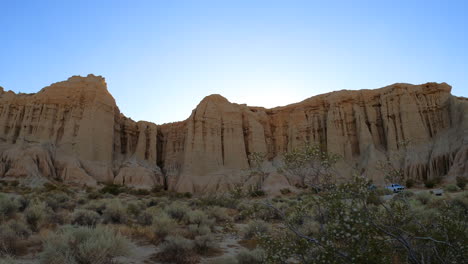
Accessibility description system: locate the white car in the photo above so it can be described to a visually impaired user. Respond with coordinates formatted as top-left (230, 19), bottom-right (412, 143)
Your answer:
top-left (386, 184), bottom-right (405, 193)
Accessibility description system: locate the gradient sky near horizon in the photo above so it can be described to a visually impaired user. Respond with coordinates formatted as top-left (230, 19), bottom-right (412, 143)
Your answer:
top-left (1, 0), bottom-right (467, 124)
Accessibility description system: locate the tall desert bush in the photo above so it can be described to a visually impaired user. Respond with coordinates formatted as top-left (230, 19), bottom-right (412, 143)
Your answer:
top-left (39, 225), bottom-right (131, 264)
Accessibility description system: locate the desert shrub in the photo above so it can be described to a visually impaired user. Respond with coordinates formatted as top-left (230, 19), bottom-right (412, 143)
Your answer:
top-left (102, 200), bottom-right (127, 224)
top-left (46, 210), bottom-right (70, 226)
top-left (84, 199), bottom-right (107, 214)
top-left (298, 218), bottom-right (320, 237)
top-left (243, 220), bottom-right (271, 239)
top-left (99, 184), bottom-right (129, 195)
top-left (165, 202), bottom-right (189, 221)
top-left (424, 179), bottom-right (436, 188)
top-left (208, 256), bottom-right (238, 264)
top-left (126, 200), bottom-right (145, 217)
top-left (152, 213), bottom-right (177, 240)
top-left (71, 209), bottom-right (100, 226)
top-left (374, 187), bottom-right (393, 196)
top-left (248, 186), bottom-right (266, 198)
top-left (394, 190), bottom-right (415, 200)
top-left (14, 196), bottom-right (28, 212)
top-left (137, 210), bottom-right (153, 226)
top-left (44, 191), bottom-right (72, 211)
top-left (157, 235), bottom-right (198, 264)
top-left (197, 194), bottom-right (240, 209)
top-left (456, 176), bottom-right (467, 190)
top-left (414, 192), bottom-right (432, 205)
top-left (87, 191), bottom-right (102, 200)
top-left (24, 201), bottom-right (47, 232)
top-left (206, 206), bottom-right (232, 223)
top-left (236, 248), bottom-right (266, 264)
top-left (151, 185), bottom-right (164, 194)
top-left (444, 184), bottom-right (460, 193)
top-left (0, 256), bottom-right (22, 264)
top-left (0, 220), bottom-right (31, 256)
top-left (146, 197), bottom-right (160, 207)
top-left (39, 225), bottom-right (131, 264)
top-left (405, 178), bottom-right (415, 188)
top-left (0, 196), bottom-right (18, 221)
top-left (187, 210), bottom-right (215, 227)
top-left (129, 188), bottom-right (150, 196)
top-left (194, 233), bottom-right (216, 253)
top-left (366, 192), bottom-right (382, 205)
top-left (187, 224), bottom-right (211, 238)
top-left (239, 202), bottom-right (279, 221)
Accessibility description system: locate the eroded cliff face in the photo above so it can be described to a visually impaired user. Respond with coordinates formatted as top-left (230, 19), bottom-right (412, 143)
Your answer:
top-left (0, 75), bottom-right (163, 189)
top-left (0, 75), bottom-right (466, 193)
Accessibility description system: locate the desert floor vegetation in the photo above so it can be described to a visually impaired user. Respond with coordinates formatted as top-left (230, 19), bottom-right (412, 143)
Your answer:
top-left (0, 175), bottom-right (466, 264)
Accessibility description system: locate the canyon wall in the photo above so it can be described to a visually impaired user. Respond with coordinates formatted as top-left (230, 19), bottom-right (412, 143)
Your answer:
top-left (0, 75), bottom-right (467, 193)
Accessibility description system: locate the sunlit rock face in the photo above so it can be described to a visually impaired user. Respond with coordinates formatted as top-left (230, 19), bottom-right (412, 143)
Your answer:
top-left (0, 75), bottom-right (466, 192)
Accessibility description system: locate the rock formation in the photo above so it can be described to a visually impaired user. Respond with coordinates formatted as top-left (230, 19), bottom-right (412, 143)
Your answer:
top-left (0, 75), bottom-right (467, 193)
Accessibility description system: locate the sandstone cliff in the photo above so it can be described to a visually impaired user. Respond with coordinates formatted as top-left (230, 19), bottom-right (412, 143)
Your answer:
top-left (0, 75), bottom-right (466, 193)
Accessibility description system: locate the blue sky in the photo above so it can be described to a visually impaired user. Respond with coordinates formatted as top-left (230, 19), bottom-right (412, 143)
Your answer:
top-left (1, 0), bottom-right (467, 124)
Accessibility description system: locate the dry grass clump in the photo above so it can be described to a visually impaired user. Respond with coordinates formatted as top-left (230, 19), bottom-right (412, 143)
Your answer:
top-left (194, 233), bottom-right (216, 253)
top-left (165, 202), bottom-right (189, 221)
top-left (0, 220), bottom-right (31, 256)
top-left (415, 192), bottom-right (432, 205)
top-left (235, 248), bottom-right (266, 264)
top-left (0, 195), bottom-right (18, 222)
top-left (44, 191), bottom-right (73, 211)
top-left (24, 201), bottom-right (47, 232)
top-left (242, 220), bottom-right (271, 239)
top-left (444, 184), bottom-right (460, 193)
top-left (71, 209), bottom-right (100, 226)
top-left (157, 235), bottom-right (199, 264)
top-left (152, 213), bottom-right (177, 241)
top-left (137, 209), bottom-right (154, 226)
top-left (208, 256), bottom-right (238, 264)
top-left (39, 225), bottom-right (131, 264)
top-left (206, 206), bottom-right (232, 223)
top-left (0, 256), bottom-right (23, 264)
top-left (102, 200), bottom-right (128, 224)
top-left (187, 210), bottom-right (215, 227)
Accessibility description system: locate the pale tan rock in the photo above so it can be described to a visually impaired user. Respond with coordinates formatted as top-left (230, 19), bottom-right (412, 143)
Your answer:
top-left (0, 76), bottom-right (466, 193)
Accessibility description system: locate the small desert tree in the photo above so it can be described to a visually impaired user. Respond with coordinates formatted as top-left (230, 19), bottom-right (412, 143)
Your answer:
top-left (377, 139), bottom-right (411, 184)
top-left (283, 144), bottom-right (340, 191)
top-left (258, 175), bottom-right (467, 263)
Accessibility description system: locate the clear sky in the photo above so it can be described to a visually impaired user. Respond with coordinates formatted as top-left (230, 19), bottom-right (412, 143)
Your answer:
top-left (1, 0), bottom-right (467, 124)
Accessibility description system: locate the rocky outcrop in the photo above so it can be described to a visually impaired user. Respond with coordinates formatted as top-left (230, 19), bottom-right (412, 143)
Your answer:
top-left (0, 75), bottom-right (163, 188)
top-left (0, 75), bottom-right (466, 192)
